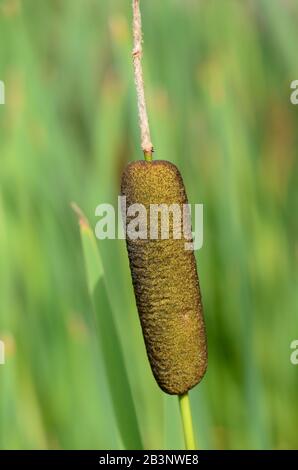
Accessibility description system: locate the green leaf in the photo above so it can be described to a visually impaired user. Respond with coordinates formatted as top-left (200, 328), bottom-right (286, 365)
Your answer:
top-left (75, 206), bottom-right (143, 450)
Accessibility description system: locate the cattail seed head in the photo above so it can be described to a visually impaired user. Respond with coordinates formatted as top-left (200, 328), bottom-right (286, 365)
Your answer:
top-left (121, 160), bottom-right (207, 395)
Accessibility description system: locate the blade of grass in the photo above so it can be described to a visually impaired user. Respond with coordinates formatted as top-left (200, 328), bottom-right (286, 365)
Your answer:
top-left (72, 203), bottom-right (143, 450)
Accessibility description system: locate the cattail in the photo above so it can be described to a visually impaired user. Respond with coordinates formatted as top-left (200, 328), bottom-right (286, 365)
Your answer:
top-left (121, 160), bottom-right (207, 395)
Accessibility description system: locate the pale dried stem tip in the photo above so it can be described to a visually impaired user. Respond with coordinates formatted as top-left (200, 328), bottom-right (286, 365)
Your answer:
top-left (70, 201), bottom-right (89, 230)
top-left (132, 0), bottom-right (153, 159)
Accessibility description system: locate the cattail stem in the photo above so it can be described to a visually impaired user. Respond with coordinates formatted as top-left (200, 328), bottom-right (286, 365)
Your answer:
top-left (178, 393), bottom-right (197, 450)
top-left (132, 0), bottom-right (154, 160)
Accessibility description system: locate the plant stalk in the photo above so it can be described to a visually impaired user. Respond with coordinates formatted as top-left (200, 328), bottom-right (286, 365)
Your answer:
top-left (132, 0), bottom-right (154, 160)
top-left (178, 393), bottom-right (197, 450)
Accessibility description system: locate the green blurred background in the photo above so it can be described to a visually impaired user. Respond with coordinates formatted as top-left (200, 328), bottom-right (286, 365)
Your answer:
top-left (0, 0), bottom-right (297, 450)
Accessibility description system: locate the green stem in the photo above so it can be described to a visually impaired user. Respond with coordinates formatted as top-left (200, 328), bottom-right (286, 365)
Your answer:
top-left (144, 150), bottom-right (153, 162)
top-left (178, 392), bottom-right (197, 450)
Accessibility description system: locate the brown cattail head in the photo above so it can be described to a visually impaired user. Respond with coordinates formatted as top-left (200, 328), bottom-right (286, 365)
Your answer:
top-left (121, 160), bottom-right (207, 395)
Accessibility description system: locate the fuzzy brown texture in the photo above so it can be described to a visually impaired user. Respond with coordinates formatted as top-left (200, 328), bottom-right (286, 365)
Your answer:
top-left (121, 160), bottom-right (207, 395)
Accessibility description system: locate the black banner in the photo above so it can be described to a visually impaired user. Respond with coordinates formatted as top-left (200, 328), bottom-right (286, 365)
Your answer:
top-left (0, 450), bottom-right (297, 467)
